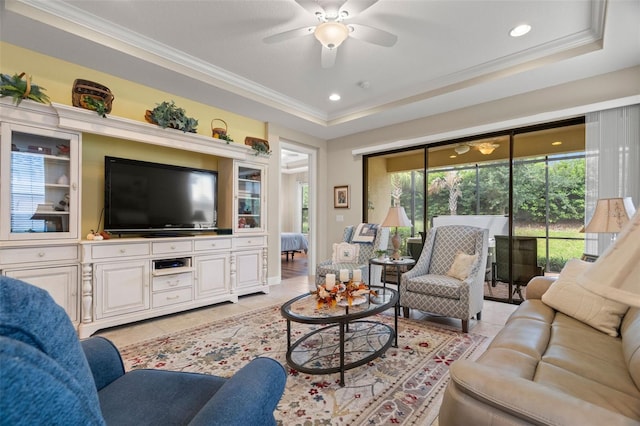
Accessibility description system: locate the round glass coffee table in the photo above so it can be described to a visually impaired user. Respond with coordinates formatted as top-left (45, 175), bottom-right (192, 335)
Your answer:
top-left (280, 286), bottom-right (398, 386)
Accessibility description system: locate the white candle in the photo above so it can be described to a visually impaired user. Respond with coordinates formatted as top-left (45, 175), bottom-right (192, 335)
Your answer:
top-left (325, 274), bottom-right (336, 290)
top-left (352, 269), bottom-right (362, 283)
top-left (340, 269), bottom-right (349, 283)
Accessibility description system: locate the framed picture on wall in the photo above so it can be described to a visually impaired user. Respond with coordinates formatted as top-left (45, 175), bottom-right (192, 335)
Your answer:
top-left (334, 185), bottom-right (349, 209)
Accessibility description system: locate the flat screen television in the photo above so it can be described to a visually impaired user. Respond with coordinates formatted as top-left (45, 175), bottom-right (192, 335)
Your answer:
top-left (104, 156), bottom-right (217, 236)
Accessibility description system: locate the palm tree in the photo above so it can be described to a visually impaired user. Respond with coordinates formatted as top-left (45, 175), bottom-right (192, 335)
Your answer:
top-left (429, 171), bottom-right (462, 215)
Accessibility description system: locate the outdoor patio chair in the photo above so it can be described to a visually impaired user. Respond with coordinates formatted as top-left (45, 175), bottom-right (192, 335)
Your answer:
top-left (493, 235), bottom-right (544, 300)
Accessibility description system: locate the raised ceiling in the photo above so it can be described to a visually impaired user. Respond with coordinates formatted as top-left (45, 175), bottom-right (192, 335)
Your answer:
top-left (1, 0), bottom-right (638, 140)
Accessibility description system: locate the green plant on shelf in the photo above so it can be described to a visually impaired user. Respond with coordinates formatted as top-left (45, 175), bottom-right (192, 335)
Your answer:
top-left (251, 140), bottom-right (272, 156)
top-left (82, 96), bottom-right (109, 117)
top-left (148, 100), bottom-right (198, 133)
top-left (1, 72), bottom-right (50, 105)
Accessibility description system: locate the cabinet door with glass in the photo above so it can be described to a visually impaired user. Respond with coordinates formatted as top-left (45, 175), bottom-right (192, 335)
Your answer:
top-left (235, 163), bottom-right (266, 233)
top-left (0, 123), bottom-right (80, 240)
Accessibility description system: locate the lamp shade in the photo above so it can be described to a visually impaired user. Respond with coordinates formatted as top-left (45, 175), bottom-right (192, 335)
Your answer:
top-left (577, 209), bottom-right (640, 307)
top-left (314, 22), bottom-right (349, 49)
top-left (584, 197), bottom-right (636, 233)
top-left (381, 206), bottom-right (412, 228)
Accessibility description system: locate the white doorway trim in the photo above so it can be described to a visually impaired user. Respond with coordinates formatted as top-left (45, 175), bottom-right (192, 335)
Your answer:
top-left (280, 140), bottom-right (317, 279)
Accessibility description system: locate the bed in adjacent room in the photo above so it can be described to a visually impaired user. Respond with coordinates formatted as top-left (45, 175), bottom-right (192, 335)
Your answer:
top-left (281, 232), bottom-right (308, 261)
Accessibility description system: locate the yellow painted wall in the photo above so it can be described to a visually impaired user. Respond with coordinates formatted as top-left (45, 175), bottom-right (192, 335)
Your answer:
top-left (2, 42), bottom-right (264, 236)
top-left (1, 42), bottom-right (265, 140)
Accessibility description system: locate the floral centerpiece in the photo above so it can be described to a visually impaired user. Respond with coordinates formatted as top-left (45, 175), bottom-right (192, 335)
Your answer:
top-left (314, 280), bottom-right (377, 308)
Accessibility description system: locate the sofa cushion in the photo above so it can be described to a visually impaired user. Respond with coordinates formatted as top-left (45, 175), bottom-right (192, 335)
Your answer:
top-left (535, 362), bottom-right (640, 420)
top-left (541, 259), bottom-right (629, 336)
top-left (405, 274), bottom-right (464, 299)
top-left (543, 312), bottom-right (637, 396)
top-left (99, 369), bottom-right (225, 425)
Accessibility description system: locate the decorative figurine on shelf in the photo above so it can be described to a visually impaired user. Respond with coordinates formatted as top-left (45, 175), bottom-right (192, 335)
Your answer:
top-left (54, 194), bottom-right (70, 212)
top-left (86, 230), bottom-right (103, 241)
top-left (57, 144), bottom-right (70, 156)
top-left (56, 174), bottom-right (69, 185)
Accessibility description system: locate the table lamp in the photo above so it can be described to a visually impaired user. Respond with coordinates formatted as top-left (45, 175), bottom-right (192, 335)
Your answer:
top-left (584, 197), bottom-right (636, 242)
top-left (577, 209), bottom-right (640, 308)
top-left (381, 206), bottom-right (412, 260)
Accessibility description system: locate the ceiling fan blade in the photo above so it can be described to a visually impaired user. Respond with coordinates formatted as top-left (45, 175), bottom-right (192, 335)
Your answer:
top-left (295, 0), bottom-right (325, 16)
top-left (321, 46), bottom-right (337, 68)
top-left (339, 0), bottom-right (378, 18)
top-left (348, 23), bottom-right (397, 47)
top-left (263, 26), bottom-right (316, 44)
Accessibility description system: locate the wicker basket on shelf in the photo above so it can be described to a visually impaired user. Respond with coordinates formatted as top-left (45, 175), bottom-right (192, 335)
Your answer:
top-left (71, 79), bottom-right (114, 113)
top-left (211, 118), bottom-right (228, 139)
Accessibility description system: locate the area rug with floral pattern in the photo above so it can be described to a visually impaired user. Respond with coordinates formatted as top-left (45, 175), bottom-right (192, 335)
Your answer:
top-left (119, 304), bottom-right (489, 425)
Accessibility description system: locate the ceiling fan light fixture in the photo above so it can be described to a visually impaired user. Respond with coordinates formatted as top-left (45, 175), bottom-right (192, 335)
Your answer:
top-left (476, 142), bottom-right (499, 155)
top-left (454, 145), bottom-right (470, 154)
top-left (314, 22), bottom-right (349, 49)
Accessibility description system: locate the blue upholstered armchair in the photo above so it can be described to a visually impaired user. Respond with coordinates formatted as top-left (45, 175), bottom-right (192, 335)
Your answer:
top-left (315, 224), bottom-right (389, 287)
top-left (0, 276), bottom-right (286, 425)
top-left (400, 225), bottom-right (488, 333)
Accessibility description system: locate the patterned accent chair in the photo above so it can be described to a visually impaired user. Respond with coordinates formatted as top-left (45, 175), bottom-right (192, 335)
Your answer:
top-left (400, 225), bottom-right (488, 333)
top-left (315, 225), bottom-right (389, 287)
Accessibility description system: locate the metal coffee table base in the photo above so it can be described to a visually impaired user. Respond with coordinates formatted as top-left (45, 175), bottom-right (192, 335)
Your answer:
top-left (286, 320), bottom-right (395, 386)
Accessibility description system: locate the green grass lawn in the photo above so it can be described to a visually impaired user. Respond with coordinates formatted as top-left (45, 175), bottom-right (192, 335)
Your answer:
top-left (517, 225), bottom-right (586, 272)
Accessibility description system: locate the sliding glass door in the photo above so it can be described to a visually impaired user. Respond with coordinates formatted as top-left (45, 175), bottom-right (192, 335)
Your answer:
top-left (364, 118), bottom-right (585, 304)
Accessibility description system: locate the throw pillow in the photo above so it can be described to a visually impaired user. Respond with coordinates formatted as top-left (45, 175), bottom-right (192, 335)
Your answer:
top-left (446, 252), bottom-right (478, 280)
top-left (332, 242), bottom-right (360, 263)
top-left (351, 223), bottom-right (378, 243)
top-left (541, 258), bottom-right (629, 337)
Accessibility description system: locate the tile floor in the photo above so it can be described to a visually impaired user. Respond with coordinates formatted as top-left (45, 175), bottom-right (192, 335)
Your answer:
top-left (96, 274), bottom-right (517, 348)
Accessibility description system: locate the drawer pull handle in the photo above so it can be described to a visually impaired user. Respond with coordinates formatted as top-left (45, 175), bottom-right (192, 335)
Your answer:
top-left (247, 240), bottom-right (252, 244)
top-left (169, 281), bottom-right (179, 287)
top-left (119, 249), bottom-right (126, 253)
top-left (38, 252), bottom-right (45, 257)
top-left (171, 245), bottom-right (176, 250)
top-left (166, 295), bottom-right (180, 300)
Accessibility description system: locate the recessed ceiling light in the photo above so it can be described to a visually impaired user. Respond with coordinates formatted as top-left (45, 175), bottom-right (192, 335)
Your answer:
top-left (329, 93), bottom-right (341, 101)
top-left (552, 141), bottom-right (563, 146)
top-left (510, 24), bottom-right (531, 37)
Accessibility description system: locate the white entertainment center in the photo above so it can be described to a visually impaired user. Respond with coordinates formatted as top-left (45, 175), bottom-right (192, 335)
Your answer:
top-left (0, 98), bottom-right (269, 338)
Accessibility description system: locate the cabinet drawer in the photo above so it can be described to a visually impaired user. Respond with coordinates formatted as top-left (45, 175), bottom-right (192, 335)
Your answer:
top-left (194, 238), bottom-right (232, 251)
top-left (234, 236), bottom-right (265, 249)
top-left (152, 240), bottom-right (193, 254)
top-left (152, 272), bottom-right (193, 292)
top-left (0, 245), bottom-right (78, 264)
top-left (152, 287), bottom-right (193, 308)
top-left (92, 243), bottom-right (150, 259)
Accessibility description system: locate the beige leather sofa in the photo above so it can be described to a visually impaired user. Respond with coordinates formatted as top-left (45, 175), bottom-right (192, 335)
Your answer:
top-left (439, 276), bottom-right (640, 426)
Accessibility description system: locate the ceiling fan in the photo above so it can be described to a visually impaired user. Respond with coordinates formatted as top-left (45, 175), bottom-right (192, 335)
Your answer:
top-left (263, 0), bottom-right (398, 68)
